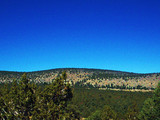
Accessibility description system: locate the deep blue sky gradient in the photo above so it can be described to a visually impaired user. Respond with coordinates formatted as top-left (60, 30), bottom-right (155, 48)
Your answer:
top-left (0, 0), bottom-right (160, 73)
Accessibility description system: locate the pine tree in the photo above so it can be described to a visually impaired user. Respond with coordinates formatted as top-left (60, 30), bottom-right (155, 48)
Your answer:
top-left (18, 73), bottom-right (36, 119)
top-left (0, 85), bottom-right (6, 119)
top-left (138, 98), bottom-right (156, 120)
top-left (138, 82), bottom-right (160, 120)
top-left (7, 79), bottom-right (19, 119)
top-left (87, 110), bottom-right (101, 120)
top-left (5, 73), bottom-right (37, 119)
top-left (152, 82), bottom-right (160, 119)
top-left (65, 104), bottom-right (81, 120)
top-left (125, 102), bottom-right (139, 120)
top-left (0, 82), bottom-right (12, 119)
top-left (33, 71), bottom-right (73, 119)
top-left (101, 105), bottom-right (117, 120)
top-left (0, 71), bottom-right (79, 119)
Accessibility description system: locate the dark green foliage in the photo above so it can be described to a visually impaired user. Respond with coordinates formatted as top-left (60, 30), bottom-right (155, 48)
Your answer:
top-left (65, 105), bottom-right (81, 120)
top-left (71, 88), bottom-right (153, 118)
top-left (87, 106), bottom-right (117, 120)
top-left (33, 71), bottom-right (74, 119)
top-left (17, 73), bottom-right (36, 119)
top-left (101, 105), bottom-right (117, 120)
top-left (0, 72), bottom-right (80, 120)
top-left (138, 82), bottom-right (160, 120)
top-left (0, 70), bottom-right (159, 119)
top-left (138, 98), bottom-right (156, 120)
top-left (125, 102), bottom-right (139, 120)
top-left (87, 110), bottom-right (101, 120)
top-left (0, 73), bottom-right (36, 119)
top-left (153, 82), bottom-right (160, 119)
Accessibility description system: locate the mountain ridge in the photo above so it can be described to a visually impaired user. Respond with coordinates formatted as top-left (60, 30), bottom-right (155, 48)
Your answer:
top-left (0, 67), bottom-right (159, 74)
top-left (0, 68), bottom-right (160, 89)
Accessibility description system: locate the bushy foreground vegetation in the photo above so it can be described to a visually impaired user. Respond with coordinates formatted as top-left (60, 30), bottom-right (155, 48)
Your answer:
top-left (0, 71), bottom-right (159, 120)
top-left (0, 72), bottom-right (80, 119)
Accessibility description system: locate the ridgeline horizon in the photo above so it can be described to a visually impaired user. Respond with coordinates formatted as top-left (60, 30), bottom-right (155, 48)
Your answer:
top-left (0, 67), bottom-right (159, 74)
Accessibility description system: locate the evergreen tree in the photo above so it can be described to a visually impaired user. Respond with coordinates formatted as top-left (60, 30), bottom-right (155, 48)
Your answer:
top-left (138, 98), bottom-right (156, 120)
top-left (87, 110), bottom-right (101, 120)
top-left (0, 86), bottom-right (6, 119)
top-left (101, 105), bottom-right (117, 120)
top-left (0, 71), bottom-right (79, 119)
top-left (125, 102), bottom-right (139, 120)
top-left (65, 104), bottom-right (81, 120)
top-left (12, 73), bottom-right (36, 119)
top-left (138, 82), bottom-right (160, 120)
top-left (152, 82), bottom-right (160, 119)
top-left (33, 71), bottom-right (74, 119)
top-left (0, 82), bottom-right (12, 119)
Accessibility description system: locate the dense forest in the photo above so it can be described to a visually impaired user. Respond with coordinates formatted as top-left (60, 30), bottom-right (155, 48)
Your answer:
top-left (71, 88), bottom-right (152, 118)
top-left (0, 71), bottom-right (160, 119)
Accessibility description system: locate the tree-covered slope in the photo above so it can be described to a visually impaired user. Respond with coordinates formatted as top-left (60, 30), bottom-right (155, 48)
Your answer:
top-left (0, 68), bottom-right (160, 89)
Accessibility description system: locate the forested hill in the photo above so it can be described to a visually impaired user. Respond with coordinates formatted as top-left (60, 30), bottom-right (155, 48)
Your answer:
top-left (0, 68), bottom-right (160, 89)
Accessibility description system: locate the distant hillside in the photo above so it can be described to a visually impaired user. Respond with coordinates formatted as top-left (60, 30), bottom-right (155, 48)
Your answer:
top-left (0, 68), bottom-right (160, 89)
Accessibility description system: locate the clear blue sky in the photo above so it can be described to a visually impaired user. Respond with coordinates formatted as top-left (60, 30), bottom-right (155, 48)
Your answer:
top-left (0, 0), bottom-right (160, 73)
